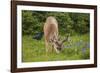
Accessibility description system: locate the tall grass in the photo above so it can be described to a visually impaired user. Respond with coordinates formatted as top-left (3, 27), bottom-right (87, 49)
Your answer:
top-left (22, 34), bottom-right (90, 62)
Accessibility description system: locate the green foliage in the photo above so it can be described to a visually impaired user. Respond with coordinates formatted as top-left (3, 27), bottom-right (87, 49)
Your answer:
top-left (22, 34), bottom-right (90, 62)
top-left (22, 10), bottom-right (90, 35)
top-left (70, 13), bottom-right (90, 34)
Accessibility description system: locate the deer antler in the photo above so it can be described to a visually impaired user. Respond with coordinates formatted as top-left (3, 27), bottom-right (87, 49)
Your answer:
top-left (61, 34), bottom-right (70, 44)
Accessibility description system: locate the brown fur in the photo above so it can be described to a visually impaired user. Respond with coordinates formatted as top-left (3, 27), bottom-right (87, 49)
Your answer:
top-left (44, 16), bottom-right (69, 53)
top-left (44, 16), bottom-right (59, 53)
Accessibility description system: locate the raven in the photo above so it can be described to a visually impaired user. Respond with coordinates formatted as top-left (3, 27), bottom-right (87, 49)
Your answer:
top-left (32, 32), bottom-right (44, 40)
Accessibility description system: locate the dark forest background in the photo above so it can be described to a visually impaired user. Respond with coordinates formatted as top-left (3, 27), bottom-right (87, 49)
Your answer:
top-left (22, 10), bottom-right (90, 36)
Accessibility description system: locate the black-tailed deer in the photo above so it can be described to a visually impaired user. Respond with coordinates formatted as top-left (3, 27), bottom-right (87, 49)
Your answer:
top-left (44, 16), bottom-right (69, 53)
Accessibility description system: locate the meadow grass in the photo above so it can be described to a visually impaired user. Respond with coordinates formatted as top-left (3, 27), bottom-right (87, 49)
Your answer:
top-left (22, 34), bottom-right (90, 62)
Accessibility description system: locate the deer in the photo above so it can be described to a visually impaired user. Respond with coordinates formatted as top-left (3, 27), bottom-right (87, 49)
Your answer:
top-left (44, 16), bottom-right (69, 54)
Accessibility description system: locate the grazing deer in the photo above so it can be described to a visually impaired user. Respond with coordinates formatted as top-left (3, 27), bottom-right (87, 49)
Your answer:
top-left (44, 16), bottom-right (68, 54)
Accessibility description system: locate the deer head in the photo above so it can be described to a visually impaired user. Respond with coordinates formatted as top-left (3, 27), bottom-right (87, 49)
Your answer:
top-left (51, 34), bottom-right (70, 53)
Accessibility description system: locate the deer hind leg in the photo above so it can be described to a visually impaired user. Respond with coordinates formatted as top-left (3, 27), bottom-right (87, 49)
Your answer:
top-left (45, 41), bottom-right (51, 52)
top-left (45, 40), bottom-right (49, 53)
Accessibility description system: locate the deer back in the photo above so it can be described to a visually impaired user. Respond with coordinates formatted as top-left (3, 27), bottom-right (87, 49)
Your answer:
top-left (44, 16), bottom-right (58, 42)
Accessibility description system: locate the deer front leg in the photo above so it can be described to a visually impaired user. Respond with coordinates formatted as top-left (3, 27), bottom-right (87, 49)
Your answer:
top-left (53, 43), bottom-right (60, 54)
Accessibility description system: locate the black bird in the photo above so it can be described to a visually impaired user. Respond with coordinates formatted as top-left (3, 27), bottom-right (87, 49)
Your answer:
top-left (32, 32), bottom-right (44, 40)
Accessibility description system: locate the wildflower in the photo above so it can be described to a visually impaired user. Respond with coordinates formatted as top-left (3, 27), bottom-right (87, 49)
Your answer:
top-left (81, 48), bottom-right (86, 54)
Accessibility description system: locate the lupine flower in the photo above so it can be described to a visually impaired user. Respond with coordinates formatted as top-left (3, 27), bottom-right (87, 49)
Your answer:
top-left (81, 48), bottom-right (86, 54)
top-left (86, 43), bottom-right (90, 49)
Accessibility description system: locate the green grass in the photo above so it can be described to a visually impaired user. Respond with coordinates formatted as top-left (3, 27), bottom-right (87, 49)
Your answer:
top-left (22, 34), bottom-right (90, 62)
